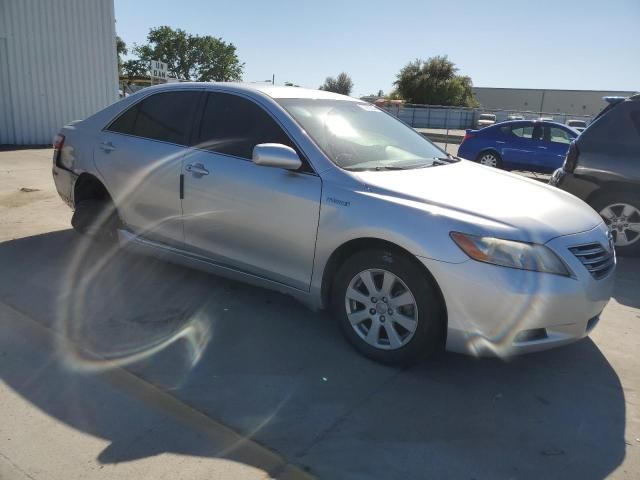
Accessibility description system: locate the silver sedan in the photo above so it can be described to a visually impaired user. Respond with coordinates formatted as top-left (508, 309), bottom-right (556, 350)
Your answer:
top-left (52, 83), bottom-right (615, 364)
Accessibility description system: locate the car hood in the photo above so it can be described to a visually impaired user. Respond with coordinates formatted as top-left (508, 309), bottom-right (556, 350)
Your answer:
top-left (351, 160), bottom-right (602, 244)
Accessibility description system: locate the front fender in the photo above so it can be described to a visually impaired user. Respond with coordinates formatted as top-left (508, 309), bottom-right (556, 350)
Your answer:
top-left (309, 184), bottom-right (473, 308)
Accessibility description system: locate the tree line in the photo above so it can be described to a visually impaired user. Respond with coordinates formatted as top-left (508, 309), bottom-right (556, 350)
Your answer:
top-left (118, 26), bottom-right (477, 106)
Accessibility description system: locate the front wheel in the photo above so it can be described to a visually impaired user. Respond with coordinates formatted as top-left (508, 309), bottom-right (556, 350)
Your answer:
top-left (592, 192), bottom-right (640, 257)
top-left (332, 249), bottom-right (444, 365)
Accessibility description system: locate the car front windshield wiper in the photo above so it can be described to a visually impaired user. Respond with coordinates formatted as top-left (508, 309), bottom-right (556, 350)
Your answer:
top-left (394, 157), bottom-right (459, 169)
top-left (344, 156), bottom-right (460, 172)
top-left (343, 165), bottom-right (409, 171)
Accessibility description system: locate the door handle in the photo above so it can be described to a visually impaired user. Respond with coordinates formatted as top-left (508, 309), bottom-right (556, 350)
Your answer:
top-left (185, 163), bottom-right (209, 176)
top-left (99, 141), bottom-right (116, 153)
top-left (537, 146), bottom-right (548, 149)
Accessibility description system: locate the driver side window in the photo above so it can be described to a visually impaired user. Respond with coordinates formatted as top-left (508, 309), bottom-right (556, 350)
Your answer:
top-left (548, 127), bottom-right (573, 144)
top-left (197, 92), bottom-right (295, 160)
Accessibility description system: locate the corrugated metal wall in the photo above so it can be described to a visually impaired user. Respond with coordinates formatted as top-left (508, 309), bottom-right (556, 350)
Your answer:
top-left (0, 0), bottom-right (118, 145)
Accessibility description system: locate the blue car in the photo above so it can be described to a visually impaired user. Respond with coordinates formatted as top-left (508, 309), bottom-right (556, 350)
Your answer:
top-left (458, 120), bottom-right (579, 173)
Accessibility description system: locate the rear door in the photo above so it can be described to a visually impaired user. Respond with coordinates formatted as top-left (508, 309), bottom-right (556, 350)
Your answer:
top-left (181, 92), bottom-right (322, 291)
top-left (94, 90), bottom-right (202, 247)
top-left (501, 122), bottom-right (538, 168)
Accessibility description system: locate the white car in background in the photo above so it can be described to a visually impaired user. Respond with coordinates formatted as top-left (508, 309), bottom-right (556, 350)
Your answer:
top-left (566, 119), bottom-right (588, 132)
top-left (476, 113), bottom-right (496, 128)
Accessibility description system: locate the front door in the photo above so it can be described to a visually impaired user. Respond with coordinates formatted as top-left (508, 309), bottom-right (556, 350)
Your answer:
top-left (534, 125), bottom-right (574, 172)
top-left (181, 92), bottom-right (322, 291)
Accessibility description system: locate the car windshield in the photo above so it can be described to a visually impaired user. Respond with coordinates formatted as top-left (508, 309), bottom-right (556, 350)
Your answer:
top-left (276, 99), bottom-right (454, 170)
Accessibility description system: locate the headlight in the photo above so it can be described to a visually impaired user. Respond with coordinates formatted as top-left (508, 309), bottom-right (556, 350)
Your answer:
top-left (450, 232), bottom-right (572, 276)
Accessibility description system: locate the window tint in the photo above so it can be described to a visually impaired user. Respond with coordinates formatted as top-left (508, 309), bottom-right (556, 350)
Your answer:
top-left (581, 101), bottom-right (640, 153)
top-left (511, 126), bottom-right (533, 139)
top-left (133, 91), bottom-right (201, 145)
top-left (630, 110), bottom-right (640, 136)
top-left (197, 92), bottom-right (295, 160)
top-left (548, 127), bottom-right (573, 144)
top-left (108, 103), bottom-right (139, 135)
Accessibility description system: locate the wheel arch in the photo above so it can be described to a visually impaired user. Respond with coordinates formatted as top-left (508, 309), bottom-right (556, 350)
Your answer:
top-left (585, 181), bottom-right (640, 207)
top-left (73, 172), bottom-right (112, 207)
top-left (320, 237), bottom-right (448, 344)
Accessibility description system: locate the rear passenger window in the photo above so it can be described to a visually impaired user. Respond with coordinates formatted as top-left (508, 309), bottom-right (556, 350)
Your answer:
top-left (107, 91), bottom-right (201, 145)
top-left (511, 126), bottom-right (533, 138)
top-left (134, 91), bottom-right (201, 145)
top-left (197, 92), bottom-right (295, 160)
top-left (108, 103), bottom-right (138, 135)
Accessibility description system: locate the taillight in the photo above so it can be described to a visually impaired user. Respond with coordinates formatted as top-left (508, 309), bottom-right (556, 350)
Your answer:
top-left (53, 134), bottom-right (65, 166)
top-left (462, 132), bottom-right (475, 142)
top-left (563, 141), bottom-right (579, 173)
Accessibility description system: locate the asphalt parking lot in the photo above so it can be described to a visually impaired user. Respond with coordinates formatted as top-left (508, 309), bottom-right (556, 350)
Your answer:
top-left (1, 149), bottom-right (639, 479)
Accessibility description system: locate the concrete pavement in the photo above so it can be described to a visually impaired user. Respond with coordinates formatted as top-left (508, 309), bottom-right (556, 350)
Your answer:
top-left (1, 149), bottom-right (639, 479)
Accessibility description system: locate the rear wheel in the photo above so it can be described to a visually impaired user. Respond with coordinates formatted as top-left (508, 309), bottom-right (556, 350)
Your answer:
top-left (71, 199), bottom-right (120, 243)
top-left (477, 151), bottom-right (502, 169)
top-left (592, 192), bottom-right (640, 257)
top-left (331, 249), bottom-right (444, 365)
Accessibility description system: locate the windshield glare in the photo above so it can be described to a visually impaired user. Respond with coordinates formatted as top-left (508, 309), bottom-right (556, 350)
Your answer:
top-left (277, 99), bottom-right (450, 170)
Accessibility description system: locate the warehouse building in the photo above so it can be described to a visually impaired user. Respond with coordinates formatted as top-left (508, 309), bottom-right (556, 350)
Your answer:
top-left (473, 87), bottom-right (637, 117)
top-left (0, 0), bottom-right (118, 145)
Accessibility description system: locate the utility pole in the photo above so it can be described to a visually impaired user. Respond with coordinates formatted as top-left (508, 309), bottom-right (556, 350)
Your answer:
top-left (272, 73), bottom-right (275, 86)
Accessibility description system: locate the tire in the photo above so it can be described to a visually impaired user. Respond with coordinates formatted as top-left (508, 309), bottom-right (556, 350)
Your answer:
top-left (331, 249), bottom-right (445, 365)
top-left (477, 151), bottom-right (502, 169)
top-left (71, 199), bottom-right (120, 243)
top-left (591, 191), bottom-right (640, 257)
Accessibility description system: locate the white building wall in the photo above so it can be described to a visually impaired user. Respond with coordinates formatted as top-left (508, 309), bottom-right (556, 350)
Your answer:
top-left (0, 0), bottom-right (118, 145)
top-left (473, 87), bottom-right (638, 117)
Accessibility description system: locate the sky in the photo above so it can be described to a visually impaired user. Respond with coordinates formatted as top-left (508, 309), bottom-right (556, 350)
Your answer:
top-left (114, 0), bottom-right (640, 98)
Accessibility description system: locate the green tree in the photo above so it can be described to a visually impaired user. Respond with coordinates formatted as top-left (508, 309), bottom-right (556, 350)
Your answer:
top-left (394, 55), bottom-right (477, 106)
top-left (116, 35), bottom-right (127, 74)
top-left (122, 59), bottom-right (149, 81)
top-left (319, 72), bottom-right (353, 95)
top-left (134, 26), bottom-right (243, 82)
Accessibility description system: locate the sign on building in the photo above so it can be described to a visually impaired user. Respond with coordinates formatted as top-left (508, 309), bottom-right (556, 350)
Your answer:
top-left (150, 60), bottom-right (168, 83)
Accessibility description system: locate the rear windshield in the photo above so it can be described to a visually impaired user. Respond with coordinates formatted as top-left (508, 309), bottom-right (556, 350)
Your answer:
top-left (579, 100), bottom-right (640, 153)
top-left (479, 114), bottom-right (496, 120)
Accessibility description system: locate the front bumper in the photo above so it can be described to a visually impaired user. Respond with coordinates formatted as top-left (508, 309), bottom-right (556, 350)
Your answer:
top-left (419, 224), bottom-right (615, 357)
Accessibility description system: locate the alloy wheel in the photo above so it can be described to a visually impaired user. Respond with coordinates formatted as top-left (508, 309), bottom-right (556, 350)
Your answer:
top-left (600, 203), bottom-right (640, 247)
top-left (344, 269), bottom-right (418, 350)
top-left (479, 153), bottom-right (498, 167)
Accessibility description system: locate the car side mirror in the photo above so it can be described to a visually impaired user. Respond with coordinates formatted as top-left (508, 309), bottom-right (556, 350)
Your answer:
top-left (252, 143), bottom-right (302, 170)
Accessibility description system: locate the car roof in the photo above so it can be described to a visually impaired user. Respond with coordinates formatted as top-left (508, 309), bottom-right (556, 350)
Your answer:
top-left (492, 119), bottom-right (571, 128)
top-left (140, 81), bottom-right (360, 102)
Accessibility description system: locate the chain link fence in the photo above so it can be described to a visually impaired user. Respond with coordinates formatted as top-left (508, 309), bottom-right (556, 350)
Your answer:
top-left (379, 103), bottom-right (592, 130)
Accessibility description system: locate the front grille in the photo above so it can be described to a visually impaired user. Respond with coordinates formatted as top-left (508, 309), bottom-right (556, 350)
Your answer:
top-left (569, 243), bottom-right (614, 280)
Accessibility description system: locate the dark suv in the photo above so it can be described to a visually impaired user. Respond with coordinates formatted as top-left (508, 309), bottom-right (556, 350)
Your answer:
top-left (550, 95), bottom-right (640, 256)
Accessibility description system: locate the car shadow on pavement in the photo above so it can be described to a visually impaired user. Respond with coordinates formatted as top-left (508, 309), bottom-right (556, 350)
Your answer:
top-left (0, 229), bottom-right (629, 479)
